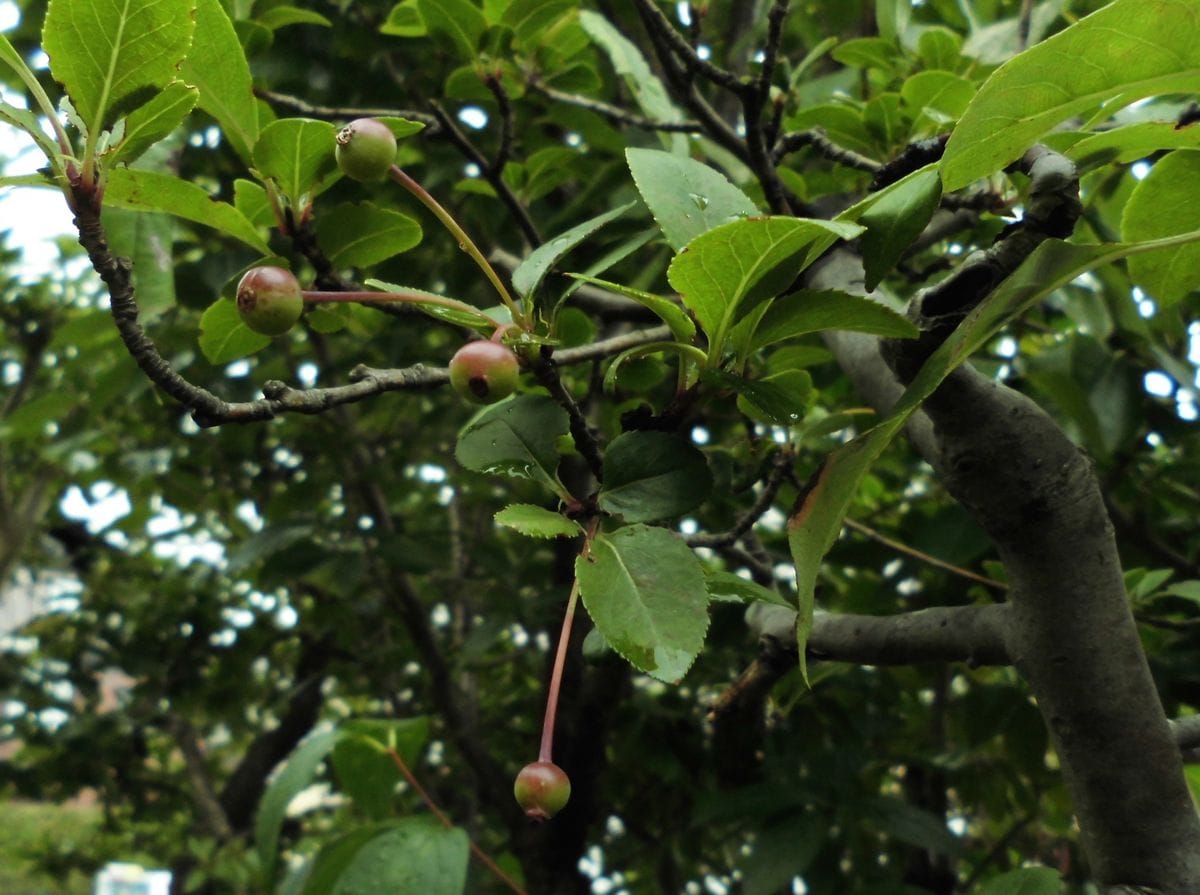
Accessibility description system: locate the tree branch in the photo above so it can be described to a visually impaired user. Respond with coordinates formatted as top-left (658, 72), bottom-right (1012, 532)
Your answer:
top-left (427, 101), bottom-right (541, 248)
top-left (631, 0), bottom-right (745, 93)
top-left (254, 88), bottom-right (439, 132)
top-left (773, 128), bottom-right (881, 172)
top-left (527, 346), bottom-right (606, 484)
top-left (165, 714), bottom-right (234, 841)
top-left (527, 80), bottom-right (704, 133)
top-left (814, 158), bottom-right (1200, 887)
top-left (217, 657), bottom-right (329, 832)
top-left (688, 447), bottom-right (792, 548)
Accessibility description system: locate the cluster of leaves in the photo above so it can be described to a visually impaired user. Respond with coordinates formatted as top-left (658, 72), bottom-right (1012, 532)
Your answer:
top-left (1, 0), bottom-right (1200, 893)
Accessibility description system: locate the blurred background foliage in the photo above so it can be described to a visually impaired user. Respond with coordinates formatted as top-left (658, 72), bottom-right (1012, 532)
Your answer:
top-left (1, 0), bottom-right (1198, 893)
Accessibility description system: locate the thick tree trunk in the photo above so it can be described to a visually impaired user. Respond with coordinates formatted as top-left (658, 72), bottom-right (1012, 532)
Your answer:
top-left (822, 315), bottom-right (1200, 891)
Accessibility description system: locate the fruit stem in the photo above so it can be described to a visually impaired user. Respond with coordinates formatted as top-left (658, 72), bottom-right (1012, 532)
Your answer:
top-left (386, 747), bottom-right (528, 895)
top-left (538, 520), bottom-right (598, 763)
top-left (302, 289), bottom-right (495, 325)
top-left (388, 164), bottom-right (528, 328)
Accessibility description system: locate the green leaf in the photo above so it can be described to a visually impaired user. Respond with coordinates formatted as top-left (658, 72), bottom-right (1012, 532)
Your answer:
top-left (511, 201), bottom-right (635, 302)
top-left (875, 0), bottom-right (912, 43)
top-left (666, 217), bottom-right (864, 355)
top-left (557, 228), bottom-right (658, 308)
top-left (317, 202), bottom-right (422, 268)
top-left (416, 0), bottom-right (486, 59)
top-left (961, 0), bottom-right (1067, 65)
top-left (495, 504), bottom-right (583, 539)
top-left (859, 167), bottom-right (942, 290)
top-left (181, 0), bottom-right (260, 161)
top-left (328, 818), bottom-right (469, 895)
top-left (974, 867), bottom-right (1062, 895)
top-left (252, 118), bottom-right (340, 211)
top-left (726, 369), bottom-right (814, 426)
top-left (331, 718), bottom-right (428, 820)
top-left (741, 814), bottom-right (824, 895)
top-left (746, 289), bottom-right (918, 352)
top-left (1121, 150), bottom-right (1200, 306)
top-left (0, 391), bottom-right (77, 440)
top-left (234, 178), bottom-right (275, 228)
top-left (381, 2), bottom-right (426, 36)
top-left (787, 231), bottom-right (1200, 682)
top-left (365, 279), bottom-right (499, 333)
top-left (297, 826), bottom-right (392, 895)
top-left (564, 274), bottom-right (695, 343)
top-left (199, 298), bottom-right (271, 363)
top-left (900, 71), bottom-right (974, 131)
top-left (578, 9), bottom-right (687, 153)
top-left (865, 796), bottom-right (962, 856)
top-left (502, 0), bottom-right (573, 48)
top-left (257, 5), bottom-right (332, 29)
top-left (104, 168), bottom-right (271, 254)
top-left (101, 207), bottom-right (175, 316)
top-left (785, 105), bottom-right (875, 157)
top-left (598, 431), bottom-right (712, 523)
top-left (227, 523), bottom-right (315, 572)
top-left (109, 81), bottom-right (199, 166)
top-left (576, 524), bottom-right (709, 683)
top-left (455, 395), bottom-right (570, 491)
top-left (1068, 121), bottom-right (1200, 169)
top-left (704, 570), bottom-right (794, 608)
top-left (626, 147), bottom-right (759, 251)
top-left (942, 0), bottom-right (1200, 190)
top-left (0, 94), bottom-right (61, 162)
top-left (42, 0), bottom-right (195, 137)
top-left (255, 727), bottom-right (341, 879)
top-left (832, 37), bottom-right (899, 72)
top-left (376, 116), bottom-right (427, 140)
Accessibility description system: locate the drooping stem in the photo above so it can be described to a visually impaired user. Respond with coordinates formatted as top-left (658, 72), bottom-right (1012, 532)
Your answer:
top-left (387, 164), bottom-right (527, 328)
top-left (386, 747), bottom-right (528, 895)
top-left (538, 522), bottom-right (599, 763)
top-left (539, 575), bottom-right (581, 763)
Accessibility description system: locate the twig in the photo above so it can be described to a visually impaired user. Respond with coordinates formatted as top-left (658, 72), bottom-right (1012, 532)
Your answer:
top-left (427, 101), bottom-right (541, 247)
top-left (1017, 0), bottom-right (1035, 51)
top-left (869, 134), bottom-right (948, 192)
top-left (387, 748), bottom-right (529, 895)
top-left (165, 714), bottom-right (234, 841)
top-left (842, 517), bottom-right (1009, 592)
top-left (484, 74), bottom-right (516, 174)
top-left (632, 1), bottom-right (750, 160)
top-left (527, 81), bottom-right (703, 133)
top-left (688, 448), bottom-right (793, 548)
top-left (740, 85), bottom-right (791, 213)
top-left (528, 346), bottom-right (606, 484)
top-left (773, 128), bottom-right (881, 172)
top-left (72, 188), bottom-right (234, 424)
top-left (757, 0), bottom-right (790, 103)
top-left (959, 813), bottom-right (1035, 892)
top-left (254, 88), bottom-right (439, 132)
top-left (631, 0), bottom-right (745, 93)
top-left (887, 144), bottom-right (1080, 379)
top-left (710, 542), bottom-right (777, 586)
top-left (73, 184), bottom-right (670, 428)
top-left (1171, 716), bottom-right (1200, 751)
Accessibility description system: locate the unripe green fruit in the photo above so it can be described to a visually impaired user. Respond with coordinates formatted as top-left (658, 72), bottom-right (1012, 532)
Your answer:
top-left (513, 761), bottom-right (570, 821)
top-left (236, 266), bottom-right (303, 336)
top-left (335, 118), bottom-right (397, 182)
top-left (448, 340), bottom-right (520, 404)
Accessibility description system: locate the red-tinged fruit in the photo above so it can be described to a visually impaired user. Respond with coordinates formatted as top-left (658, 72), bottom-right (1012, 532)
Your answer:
top-left (513, 761), bottom-right (571, 821)
top-left (448, 340), bottom-right (520, 404)
top-left (335, 118), bottom-right (398, 182)
top-left (236, 266), bottom-right (303, 336)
